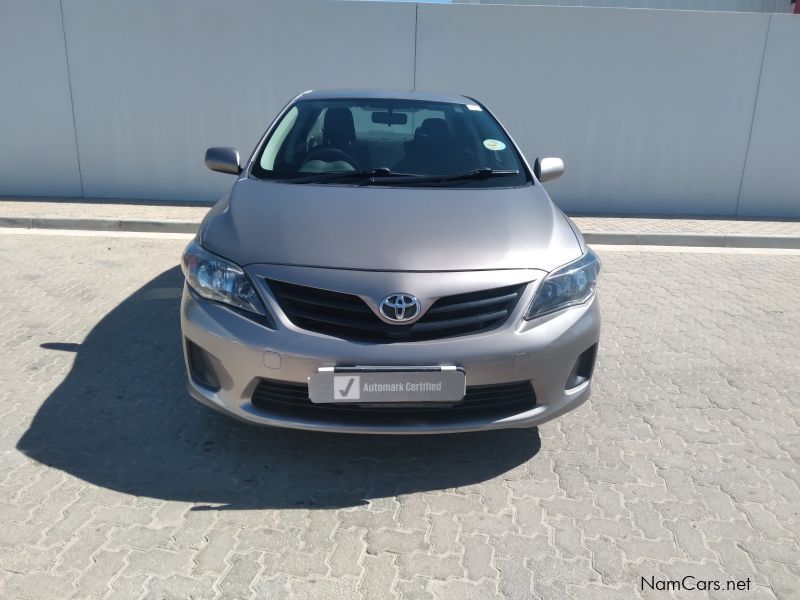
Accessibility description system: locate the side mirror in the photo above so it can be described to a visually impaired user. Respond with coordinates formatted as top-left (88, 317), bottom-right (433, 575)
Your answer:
top-left (533, 157), bottom-right (564, 183)
top-left (205, 147), bottom-right (241, 175)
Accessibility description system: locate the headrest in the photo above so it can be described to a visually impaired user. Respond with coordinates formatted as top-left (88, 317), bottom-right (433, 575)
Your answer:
top-left (323, 108), bottom-right (356, 145)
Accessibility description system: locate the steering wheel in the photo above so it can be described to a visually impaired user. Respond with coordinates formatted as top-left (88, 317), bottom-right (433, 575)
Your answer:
top-left (300, 147), bottom-right (361, 171)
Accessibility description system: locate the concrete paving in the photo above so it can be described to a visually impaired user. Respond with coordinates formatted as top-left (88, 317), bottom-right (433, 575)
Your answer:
top-left (0, 229), bottom-right (798, 599)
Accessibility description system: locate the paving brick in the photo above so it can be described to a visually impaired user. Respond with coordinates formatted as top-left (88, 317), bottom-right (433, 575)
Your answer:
top-left (0, 543), bottom-right (62, 574)
top-left (262, 550), bottom-right (329, 578)
top-left (301, 510), bottom-right (339, 553)
top-left (492, 532), bottom-right (550, 559)
top-left (425, 492), bottom-right (482, 516)
top-left (592, 484), bottom-right (630, 520)
top-left (396, 553), bottom-right (463, 580)
top-left (616, 538), bottom-right (684, 562)
top-left (291, 576), bottom-right (361, 600)
top-left (584, 537), bottom-right (626, 587)
top-left (124, 548), bottom-right (194, 578)
top-left (106, 575), bottom-right (148, 600)
top-left (193, 528), bottom-right (237, 575)
top-left (396, 495), bottom-right (427, 529)
top-left (93, 504), bottom-right (154, 528)
top-left (628, 502), bottom-right (668, 540)
top-left (251, 574), bottom-right (290, 598)
top-left (327, 527), bottom-right (365, 578)
top-left (360, 552), bottom-right (398, 600)
top-left (708, 539), bottom-right (766, 584)
top-left (366, 528), bottom-right (428, 555)
top-left (427, 512), bottom-right (461, 555)
top-left (57, 523), bottom-right (113, 571)
top-left (701, 520), bottom-right (762, 543)
top-left (3, 572), bottom-right (76, 600)
top-left (737, 503), bottom-right (794, 541)
top-left (339, 508), bottom-right (398, 531)
top-left (73, 549), bottom-right (129, 599)
top-left (427, 579), bottom-right (503, 600)
top-left (496, 555), bottom-right (533, 600)
top-left (143, 574), bottom-right (217, 600)
top-left (739, 541), bottom-right (800, 566)
top-left (106, 525), bottom-right (175, 553)
top-left (462, 534), bottom-right (496, 581)
top-left (665, 519), bottom-right (715, 562)
top-left (540, 497), bottom-right (601, 519)
top-left (552, 517), bottom-right (589, 559)
top-left (510, 496), bottom-right (543, 533)
top-left (530, 556), bottom-right (600, 586)
top-left (237, 527), bottom-right (302, 553)
top-left (217, 551), bottom-right (261, 599)
top-left (581, 517), bottom-right (638, 540)
top-left (394, 577), bottom-right (433, 600)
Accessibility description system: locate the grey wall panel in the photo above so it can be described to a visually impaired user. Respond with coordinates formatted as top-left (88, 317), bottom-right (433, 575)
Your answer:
top-left (416, 5), bottom-right (769, 215)
top-left (0, 0), bottom-right (82, 197)
top-left (61, 0), bottom-right (416, 201)
top-left (459, 0), bottom-right (793, 12)
top-left (737, 16), bottom-right (800, 218)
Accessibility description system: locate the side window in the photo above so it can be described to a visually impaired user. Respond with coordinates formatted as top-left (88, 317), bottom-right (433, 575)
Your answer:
top-left (260, 106), bottom-right (299, 170)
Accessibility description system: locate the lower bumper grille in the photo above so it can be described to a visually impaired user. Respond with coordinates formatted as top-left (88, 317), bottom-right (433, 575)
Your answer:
top-left (251, 378), bottom-right (536, 424)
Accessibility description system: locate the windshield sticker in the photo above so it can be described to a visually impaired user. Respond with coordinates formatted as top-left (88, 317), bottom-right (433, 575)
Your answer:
top-left (483, 139), bottom-right (506, 151)
top-left (466, 104), bottom-right (482, 111)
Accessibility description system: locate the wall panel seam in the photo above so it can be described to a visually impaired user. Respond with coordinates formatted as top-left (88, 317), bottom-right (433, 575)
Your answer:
top-left (412, 3), bottom-right (419, 91)
top-left (59, 0), bottom-right (84, 197)
top-left (735, 13), bottom-right (772, 216)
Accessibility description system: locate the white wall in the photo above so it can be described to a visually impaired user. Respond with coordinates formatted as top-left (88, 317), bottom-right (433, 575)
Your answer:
top-left (416, 4), bottom-right (769, 215)
top-left (456, 0), bottom-right (792, 12)
top-left (0, 0), bottom-right (82, 197)
top-left (61, 0), bottom-right (416, 201)
top-left (0, 0), bottom-right (798, 216)
top-left (738, 16), bottom-right (800, 217)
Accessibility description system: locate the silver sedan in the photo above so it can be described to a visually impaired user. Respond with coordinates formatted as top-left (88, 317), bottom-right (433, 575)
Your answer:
top-left (180, 89), bottom-right (600, 434)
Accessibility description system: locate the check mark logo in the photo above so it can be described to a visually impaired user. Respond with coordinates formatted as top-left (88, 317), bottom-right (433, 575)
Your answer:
top-left (333, 375), bottom-right (360, 400)
top-left (339, 378), bottom-right (356, 397)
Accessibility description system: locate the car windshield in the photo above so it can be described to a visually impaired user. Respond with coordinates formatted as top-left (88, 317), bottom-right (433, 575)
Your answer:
top-left (251, 98), bottom-right (529, 188)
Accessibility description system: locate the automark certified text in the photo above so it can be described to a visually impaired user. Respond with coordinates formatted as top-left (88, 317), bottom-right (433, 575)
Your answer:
top-left (363, 382), bottom-right (443, 392)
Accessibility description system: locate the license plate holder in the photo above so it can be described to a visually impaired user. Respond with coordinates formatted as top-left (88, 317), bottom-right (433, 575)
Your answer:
top-left (308, 366), bottom-right (466, 404)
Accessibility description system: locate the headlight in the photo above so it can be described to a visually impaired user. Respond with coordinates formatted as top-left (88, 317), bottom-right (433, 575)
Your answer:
top-left (526, 248), bottom-right (600, 319)
top-left (181, 240), bottom-right (267, 316)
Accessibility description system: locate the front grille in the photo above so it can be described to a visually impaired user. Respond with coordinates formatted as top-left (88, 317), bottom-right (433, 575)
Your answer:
top-left (251, 379), bottom-right (536, 424)
top-left (266, 279), bottom-right (527, 342)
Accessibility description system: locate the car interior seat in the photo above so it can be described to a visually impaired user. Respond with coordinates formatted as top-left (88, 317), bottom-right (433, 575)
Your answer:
top-left (395, 118), bottom-right (461, 174)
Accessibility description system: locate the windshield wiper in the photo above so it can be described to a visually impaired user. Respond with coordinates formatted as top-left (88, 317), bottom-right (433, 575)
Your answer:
top-left (283, 168), bottom-right (416, 184)
top-left (370, 167), bottom-right (520, 186)
top-left (281, 167), bottom-right (519, 186)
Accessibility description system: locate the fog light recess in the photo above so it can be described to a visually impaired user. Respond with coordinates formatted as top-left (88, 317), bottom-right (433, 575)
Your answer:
top-left (565, 344), bottom-right (597, 390)
top-left (186, 339), bottom-right (221, 391)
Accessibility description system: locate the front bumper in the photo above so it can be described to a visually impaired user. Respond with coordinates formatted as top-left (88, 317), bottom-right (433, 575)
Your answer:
top-left (180, 284), bottom-right (600, 434)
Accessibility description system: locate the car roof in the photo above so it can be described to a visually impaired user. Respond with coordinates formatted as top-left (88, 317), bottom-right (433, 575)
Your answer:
top-left (296, 89), bottom-right (476, 105)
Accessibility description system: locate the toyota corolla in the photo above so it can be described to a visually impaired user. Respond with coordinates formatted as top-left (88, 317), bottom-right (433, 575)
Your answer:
top-left (180, 89), bottom-right (600, 434)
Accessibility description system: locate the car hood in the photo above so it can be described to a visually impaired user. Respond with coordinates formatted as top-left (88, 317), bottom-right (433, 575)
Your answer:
top-left (200, 178), bottom-right (582, 272)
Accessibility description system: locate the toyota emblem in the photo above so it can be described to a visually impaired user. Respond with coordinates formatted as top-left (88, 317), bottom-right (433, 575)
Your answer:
top-left (379, 293), bottom-right (421, 323)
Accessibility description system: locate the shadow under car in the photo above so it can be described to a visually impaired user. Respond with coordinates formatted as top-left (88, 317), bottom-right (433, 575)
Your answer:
top-left (18, 267), bottom-right (541, 510)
